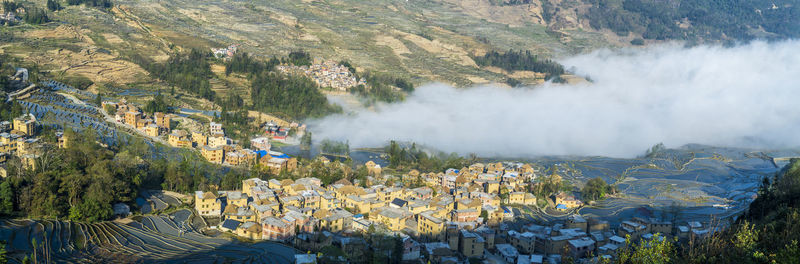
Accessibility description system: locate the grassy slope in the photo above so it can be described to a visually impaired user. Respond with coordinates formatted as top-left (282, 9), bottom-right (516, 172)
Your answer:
top-left (113, 0), bottom-right (612, 86)
top-left (2, 0), bottom-right (614, 118)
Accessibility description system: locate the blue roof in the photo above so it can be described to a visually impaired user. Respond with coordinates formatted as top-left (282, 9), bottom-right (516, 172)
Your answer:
top-left (221, 219), bottom-right (242, 230)
top-left (354, 214), bottom-right (363, 218)
top-left (268, 151), bottom-right (290, 159)
top-left (556, 204), bottom-right (568, 209)
top-left (255, 150), bottom-right (269, 158)
top-left (391, 198), bottom-right (408, 207)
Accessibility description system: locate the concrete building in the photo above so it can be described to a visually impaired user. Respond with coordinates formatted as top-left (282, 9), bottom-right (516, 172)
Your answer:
top-left (201, 146), bottom-right (225, 164)
top-left (418, 210), bottom-right (446, 242)
top-left (124, 111), bottom-right (141, 127)
top-left (154, 112), bottom-right (170, 128)
top-left (210, 121), bottom-right (224, 135)
top-left (251, 137), bottom-right (271, 151)
top-left (168, 130), bottom-right (192, 148)
top-left (195, 191), bottom-right (222, 216)
top-left (12, 114), bottom-right (36, 136)
top-left (458, 229), bottom-right (485, 258)
top-left (567, 237), bottom-right (596, 259)
top-left (497, 243), bottom-right (520, 263)
top-left (262, 216), bottom-right (295, 241)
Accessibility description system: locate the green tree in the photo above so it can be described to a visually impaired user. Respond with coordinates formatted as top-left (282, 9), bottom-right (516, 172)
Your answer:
top-left (0, 181), bottom-right (13, 215)
top-left (47, 0), bottom-right (62, 11)
top-left (616, 234), bottom-right (676, 264)
top-left (582, 177), bottom-right (608, 202)
top-left (0, 241), bottom-right (7, 264)
top-left (392, 235), bottom-right (403, 264)
top-left (22, 7), bottom-right (50, 24)
top-left (143, 92), bottom-right (170, 114)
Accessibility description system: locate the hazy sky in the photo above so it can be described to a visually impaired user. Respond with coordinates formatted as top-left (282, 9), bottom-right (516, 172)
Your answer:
top-left (310, 41), bottom-right (800, 158)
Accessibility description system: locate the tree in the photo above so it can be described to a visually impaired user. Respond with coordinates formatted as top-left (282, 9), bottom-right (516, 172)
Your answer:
top-left (47, 0), bottom-right (62, 11)
top-left (144, 92), bottom-right (169, 114)
top-left (616, 234), bottom-right (676, 264)
top-left (0, 181), bottom-right (13, 215)
top-left (22, 8), bottom-right (50, 24)
top-left (392, 235), bottom-right (403, 264)
top-left (582, 177), bottom-right (608, 202)
top-left (69, 198), bottom-right (112, 222)
top-left (0, 241), bottom-right (7, 264)
top-left (472, 49), bottom-right (565, 80)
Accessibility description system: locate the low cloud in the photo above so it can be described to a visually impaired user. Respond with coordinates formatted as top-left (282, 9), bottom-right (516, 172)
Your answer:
top-left (310, 41), bottom-right (800, 158)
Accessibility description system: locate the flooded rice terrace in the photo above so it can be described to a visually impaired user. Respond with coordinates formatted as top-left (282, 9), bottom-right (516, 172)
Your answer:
top-left (522, 145), bottom-right (789, 225)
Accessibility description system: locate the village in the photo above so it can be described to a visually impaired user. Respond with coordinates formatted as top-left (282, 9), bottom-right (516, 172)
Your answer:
top-left (0, 76), bottom-right (721, 264)
top-left (102, 98), bottom-right (301, 173)
top-left (0, 113), bottom-right (46, 176)
top-left (276, 59), bottom-right (366, 91)
top-left (191, 159), bottom-right (715, 264)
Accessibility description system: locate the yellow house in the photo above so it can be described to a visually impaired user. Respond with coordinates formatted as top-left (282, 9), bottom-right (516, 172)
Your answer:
top-left (280, 195), bottom-right (304, 209)
top-left (236, 222), bottom-right (262, 240)
top-left (192, 132), bottom-right (208, 147)
top-left (418, 211), bottom-right (445, 242)
top-left (20, 154), bottom-right (38, 171)
top-left (314, 210), bottom-right (345, 232)
top-left (124, 111), bottom-right (141, 127)
top-left (456, 199), bottom-right (482, 212)
top-left (523, 193), bottom-right (537, 205)
top-left (377, 187), bottom-right (404, 202)
top-left (344, 195), bottom-right (369, 214)
top-left (208, 135), bottom-right (228, 148)
top-left (201, 146), bottom-right (225, 164)
top-left (154, 112), bottom-right (170, 128)
top-left (16, 139), bottom-right (37, 156)
top-left (320, 194), bottom-right (341, 211)
top-left (57, 132), bottom-right (69, 149)
top-left (365, 161), bottom-right (382, 176)
top-left (12, 114), bottom-right (36, 136)
top-left (333, 185), bottom-right (366, 199)
top-left (144, 124), bottom-right (160, 137)
top-left (485, 181), bottom-right (500, 194)
top-left (555, 192), bottom-right (584, 208)
top-left (223, 206), bottom-right (256, 222)
top-left (508, 192), bottom-right (525, 204)
top-left (227, 191), bottom-right (249, 208)
top-left (409, 200), bottom-right (432, 214)
top-left (302, 194), bottom-right (321, 210)
top-left (194, 191), bottom-right (222, 216)
top-left (168, 130), bottom-right (192, 148)
top-left (459, 230), bottom-right (485, 258)
top-left (373, 207), bottom-right (411, 232)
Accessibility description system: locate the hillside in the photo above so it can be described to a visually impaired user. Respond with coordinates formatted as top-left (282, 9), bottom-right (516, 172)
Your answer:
top-left (4, 0), bottom-right (794, 90)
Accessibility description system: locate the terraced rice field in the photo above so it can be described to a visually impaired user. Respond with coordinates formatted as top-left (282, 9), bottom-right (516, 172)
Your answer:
top-left (520, 145), bottom-right (792, 225)
top-left (0, 210), bottom-right (299, 264)
top-left (16, 80), bottom-right (119, 145)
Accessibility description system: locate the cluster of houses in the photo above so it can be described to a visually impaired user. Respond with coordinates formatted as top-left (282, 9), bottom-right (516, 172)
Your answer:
top-left (211, 44), bottom-right (239, 59)
top-left (276, 60), bottom-right (366, 91)
top-left (0, 11), bottom-right (19, 24)
top-left (0, 113), bottom-right (77, 175)
top-left (488, 214), bottom-right (715, 264)
top-left (165, 120), bottom-right (297, 172)
top-left (192, 159), bottom-right (716, 263)
top-left (263, 121), bottom-right (290, 142)
top-left (105, 99), bottom-right (172, 138)
top-left (104, 99), bottom-right (298, 172)
top-left (0, 114), bottom-right (42, 174)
